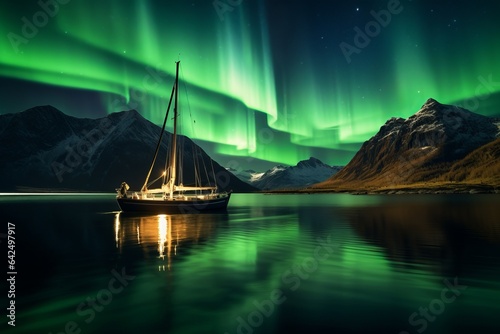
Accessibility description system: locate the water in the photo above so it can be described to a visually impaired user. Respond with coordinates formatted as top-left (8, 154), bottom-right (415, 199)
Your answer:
top-left (1, 193), bottom-right (500, 334)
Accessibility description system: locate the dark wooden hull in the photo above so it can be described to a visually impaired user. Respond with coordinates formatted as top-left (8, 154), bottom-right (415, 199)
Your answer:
top-left (117, 193), bottom-right (231, 213)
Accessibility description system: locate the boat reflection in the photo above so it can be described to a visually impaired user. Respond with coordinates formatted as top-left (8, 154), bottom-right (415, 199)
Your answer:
top-left (114, 212), bottom-right (224, 270)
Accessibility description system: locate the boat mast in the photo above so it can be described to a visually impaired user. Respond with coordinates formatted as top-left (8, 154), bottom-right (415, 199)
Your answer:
top-left (169, 61), bottom-right (180, 199)
top-left (141, 72), bottom-right (176, 193)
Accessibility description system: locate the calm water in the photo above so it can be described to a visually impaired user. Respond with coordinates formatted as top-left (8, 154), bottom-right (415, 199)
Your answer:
top-left (1, 193), bottom-right (500, 334)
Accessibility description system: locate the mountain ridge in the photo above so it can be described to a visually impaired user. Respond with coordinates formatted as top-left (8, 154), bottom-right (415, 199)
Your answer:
top-left (230, 157), bottom-right (342, 190)
top-left (0, 105), bottom-right (256, 193)
top-left (311, 98), bottom-right (499, 193)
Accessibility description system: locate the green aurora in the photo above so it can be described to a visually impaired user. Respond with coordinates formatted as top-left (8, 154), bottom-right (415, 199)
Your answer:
top-left (1, 0), bottom-right (499, 167)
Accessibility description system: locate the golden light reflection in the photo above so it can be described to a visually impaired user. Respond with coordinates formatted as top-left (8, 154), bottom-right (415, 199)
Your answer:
top-left (114, 213), bottom-right (120, 250)
top-left (160, 215), bottom-right (173, 271)
top-left (115, 212), bottom-right (221, 271)
top-left (136, 225), bottom-right (140, 244)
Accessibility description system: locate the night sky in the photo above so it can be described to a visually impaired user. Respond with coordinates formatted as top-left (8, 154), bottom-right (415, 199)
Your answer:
top-left (1, 0), bottom-right (499, 169)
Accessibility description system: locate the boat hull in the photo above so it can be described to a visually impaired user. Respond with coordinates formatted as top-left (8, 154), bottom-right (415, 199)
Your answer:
top-left (117, 193), bottom-right (231, 213)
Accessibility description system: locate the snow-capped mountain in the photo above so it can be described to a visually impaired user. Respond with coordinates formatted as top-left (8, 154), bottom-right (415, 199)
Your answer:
top-left (225, 168), bottom-right (261, 185)
top-left (0, 105), bottom-right (256, 192)
top-left (229, 157), bottom-right (342, 190)
top-left (314, 98), bottom-right (500, 191)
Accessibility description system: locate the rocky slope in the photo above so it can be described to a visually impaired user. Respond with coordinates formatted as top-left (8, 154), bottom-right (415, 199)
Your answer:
top-left (313, 98), bottom-right (499, 192)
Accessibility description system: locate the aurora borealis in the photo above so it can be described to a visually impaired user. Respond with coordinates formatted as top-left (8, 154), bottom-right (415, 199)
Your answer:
top-left (1, 0), bottom-right (499, 168)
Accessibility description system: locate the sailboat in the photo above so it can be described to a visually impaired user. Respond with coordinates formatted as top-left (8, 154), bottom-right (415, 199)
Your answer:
top-left (116, 61), bottom-right (231, 213)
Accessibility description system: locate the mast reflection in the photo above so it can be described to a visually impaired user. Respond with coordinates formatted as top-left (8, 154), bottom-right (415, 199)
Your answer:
top-left (114, 212), bottom-right (221, 270)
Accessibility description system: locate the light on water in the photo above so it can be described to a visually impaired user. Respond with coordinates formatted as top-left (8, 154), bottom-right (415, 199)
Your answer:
top-left (1, 193), bottom-right (499, 333)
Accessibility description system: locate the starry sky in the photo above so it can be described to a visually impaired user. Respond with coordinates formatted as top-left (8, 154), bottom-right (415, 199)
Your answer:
top-left (1, 0), bottom-right (499, 170)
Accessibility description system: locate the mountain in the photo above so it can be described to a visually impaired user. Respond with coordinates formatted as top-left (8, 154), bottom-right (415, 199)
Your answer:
top-left (226, 168), bottom-right (260, 185)
top-left (440, 137), bottom-right (500, 186)
top-left (230, 157), bottom-right (342, 190)
top-left (313, 98), bottom-right (500, 192)
top-left (0, 105), bottom-right (256, 192)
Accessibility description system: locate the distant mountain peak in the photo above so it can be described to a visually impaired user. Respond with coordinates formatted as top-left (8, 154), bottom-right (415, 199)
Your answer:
top-left (16, 105), bottom-right (68, 122)
top-left (414, 98), bottom-right (482, 122)
top-left (413, 98), bottom-right (453, 120)
top-left (296, 157), bottom-right (327, 169)
top-left (231, 157), bottom-right (343, 190)
top-left (421, 97), bottom-right (441, 109)
top-left (24, 105), bottom-right (64, 114)
top-left (117, 109), bottom-right (141, 117)
top-left (107, 109), bottom-right (143, 121)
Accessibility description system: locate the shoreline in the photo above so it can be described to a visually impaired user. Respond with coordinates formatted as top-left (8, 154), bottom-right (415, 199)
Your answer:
top-left (264, 182), bottom-right (500, 195)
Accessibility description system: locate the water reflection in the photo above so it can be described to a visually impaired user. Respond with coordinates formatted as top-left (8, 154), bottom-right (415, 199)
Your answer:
top-left (3, 194), bottom-right (500, 333)
top-left (114, 212), bottom-right (224, 270)
top-left (347, 198), bottom-right (500, 278)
